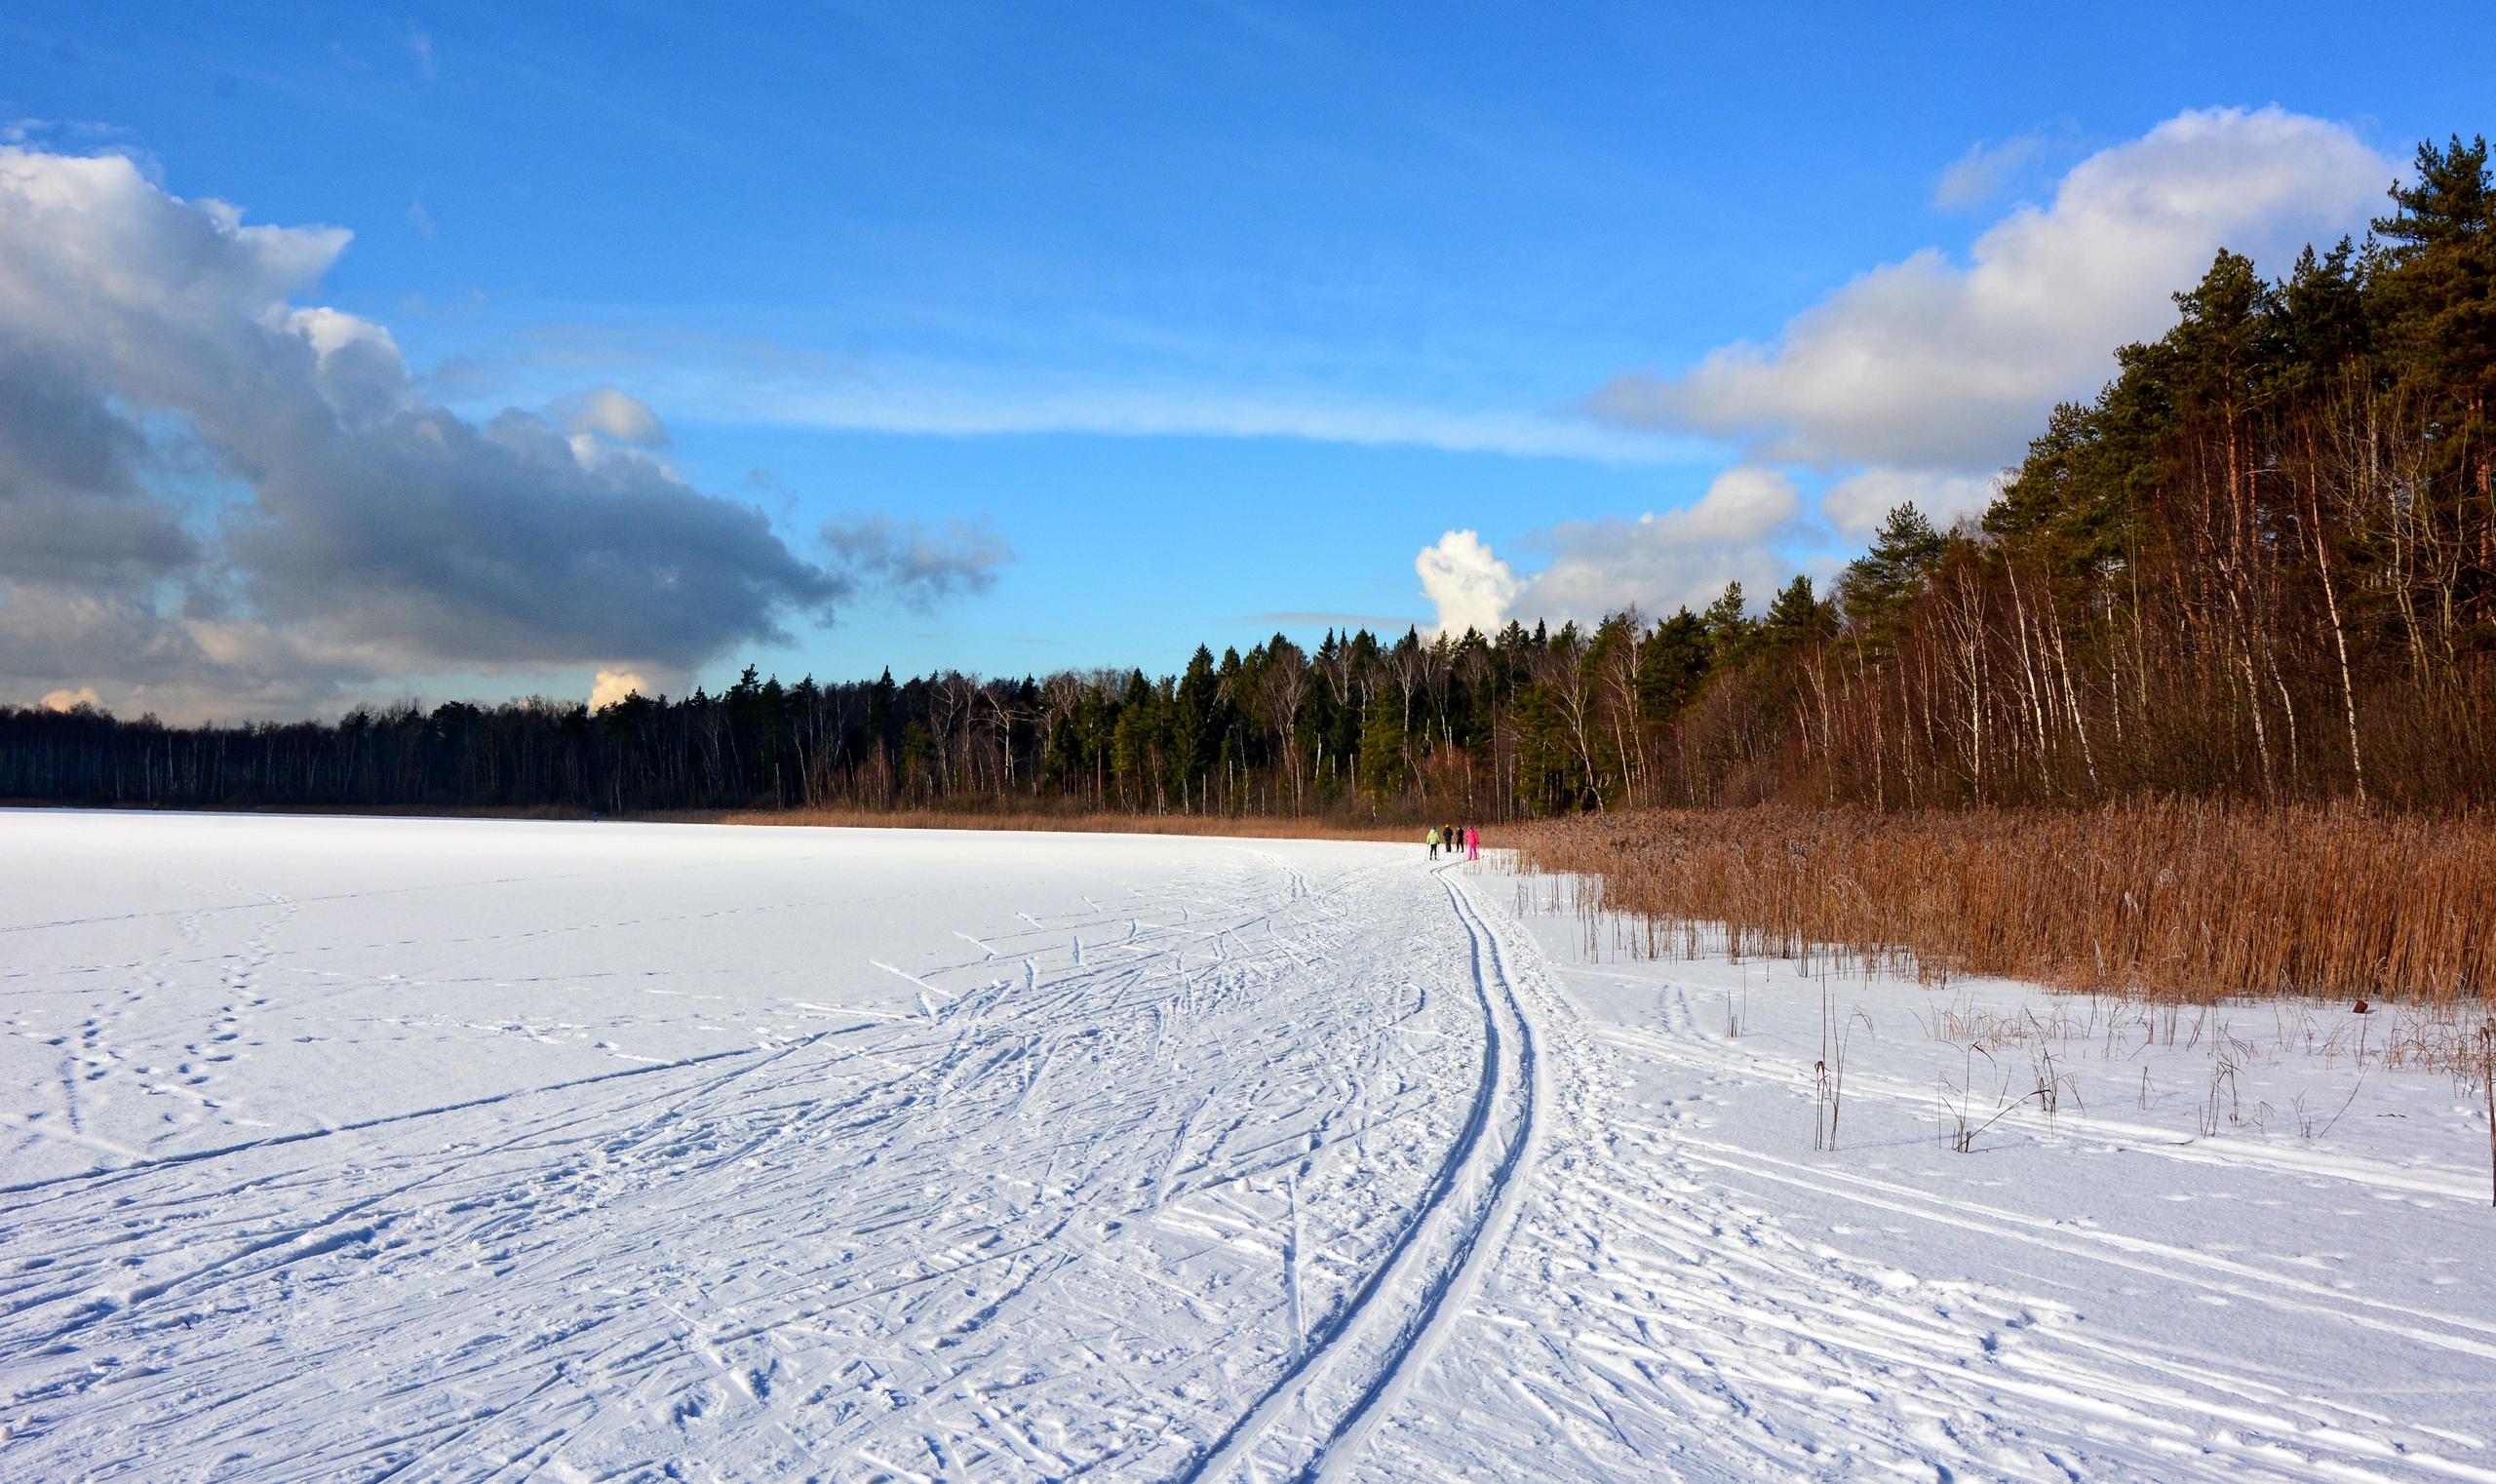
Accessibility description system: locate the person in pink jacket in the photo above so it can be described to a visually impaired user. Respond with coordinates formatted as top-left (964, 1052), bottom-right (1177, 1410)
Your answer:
top-left (1464, 826), bottom-right (1479, 860)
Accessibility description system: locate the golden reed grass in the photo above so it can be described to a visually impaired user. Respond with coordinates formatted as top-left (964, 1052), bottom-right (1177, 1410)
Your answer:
top-left (1502, 802), bottom-right (2496, 1004)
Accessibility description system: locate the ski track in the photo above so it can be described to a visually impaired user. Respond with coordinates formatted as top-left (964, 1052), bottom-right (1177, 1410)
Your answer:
top-left (1343, 909), bottom-right (2496, 1484)
top-left (1182, 869), bottom-right (1539, 1484)
top-left (6, 812), bottom-right (2494, 1481)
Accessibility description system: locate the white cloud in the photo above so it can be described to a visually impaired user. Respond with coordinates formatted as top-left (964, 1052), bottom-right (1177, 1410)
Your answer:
top-left (1820, 467), bottom-right (1999, 538)
top-left (1521, 465), bottom-right (1799, 621)
top-left (1933, 134), bottom-right (2047, 211)
top-left (558, 385), bottom-right (670, 447)
top-left (1416, 530), bottom-right (1521, 638)
top-left (1416, 466), bottom-right (1799, 634)
top-left (40, 685), bottom-right (100, 712)
top-left (1591, 107), bottom-right (2393, 474)
top-left (436, 324), bottom-right (1724, 467)
top-left (695, 378), bottom-right (1707, 465)
top-left (590, 667), bottom-right (648, 709)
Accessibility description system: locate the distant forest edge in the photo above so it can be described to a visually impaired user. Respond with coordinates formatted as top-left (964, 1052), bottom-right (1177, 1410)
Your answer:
top-left (8, 137), bottom-right (2496, 821)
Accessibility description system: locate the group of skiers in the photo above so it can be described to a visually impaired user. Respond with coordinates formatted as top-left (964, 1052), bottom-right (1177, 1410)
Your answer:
top-left (1424, 823), bottom-right (1478, 862)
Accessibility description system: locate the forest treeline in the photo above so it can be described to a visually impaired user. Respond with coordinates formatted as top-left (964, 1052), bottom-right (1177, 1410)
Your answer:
top-left (6, 136), bottom-right (2493, 820)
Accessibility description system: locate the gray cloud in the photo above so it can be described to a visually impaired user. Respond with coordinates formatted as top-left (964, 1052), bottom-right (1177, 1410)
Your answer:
top-left (0, 332), bottom-right (195, 581)
top-left (820, 514), bottom-right (1014, 610)
top-left (0, 147), bottom-right (848, 716)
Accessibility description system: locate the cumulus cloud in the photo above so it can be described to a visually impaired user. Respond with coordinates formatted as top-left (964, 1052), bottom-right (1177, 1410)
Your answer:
top-left (589, 667), bottom-right (650, 709)
top-left (1591, 107), bottom-right (2392, 473)
top-left (1534, 107), bottom-right (2404, 619)
top-left (1416, 530), bottom-right (1521, 639)
top-left (555, 385), bottom-right (670, 447)
top-left (820, 515), bottom-right (1014, 609)
top-left (1820, 467), bottom-right (2000, 538)
top-left (1521, 466), bottom-right (1800, 620)
top-left (0, 147), bottom-right (852, 717)
top-left (1416, 466), bottom-right (1799, 635)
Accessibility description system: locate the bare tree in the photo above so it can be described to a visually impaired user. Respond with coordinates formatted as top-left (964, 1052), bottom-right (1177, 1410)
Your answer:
top-left (1256, 638), bottom-right (1312, 811)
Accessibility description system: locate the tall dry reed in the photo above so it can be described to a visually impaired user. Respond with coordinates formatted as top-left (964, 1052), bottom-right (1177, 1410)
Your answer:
top-left (1504, 802), bottom-right (2496, 1004)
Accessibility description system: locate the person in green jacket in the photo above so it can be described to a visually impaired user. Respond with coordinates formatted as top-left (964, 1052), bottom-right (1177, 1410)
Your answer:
top-left (1425, 825), bottom-right (1441, 860)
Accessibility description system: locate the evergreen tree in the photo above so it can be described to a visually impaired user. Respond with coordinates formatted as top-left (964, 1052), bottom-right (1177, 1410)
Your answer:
top-left (1837, 504), bottom-right (1947, 640)
top-left (1701, 582), bottom-right (1756, 667)
top-left (1635, 608), bottom-right (1710, 722)
top-left (1358, 684), bottom-right (1405, 801)
top-left (1761, 575), bottom-right (1835, 655)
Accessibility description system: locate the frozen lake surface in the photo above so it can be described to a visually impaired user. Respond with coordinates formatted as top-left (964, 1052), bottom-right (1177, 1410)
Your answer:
top-left (4, 811), bottom-right (2492, 1481)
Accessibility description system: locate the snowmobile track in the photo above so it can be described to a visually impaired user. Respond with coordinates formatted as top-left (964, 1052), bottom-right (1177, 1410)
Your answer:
top-left (1180, 867), bottom-right (1542, 1484)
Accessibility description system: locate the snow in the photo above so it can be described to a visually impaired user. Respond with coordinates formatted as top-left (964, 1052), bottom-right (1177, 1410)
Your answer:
top-left (4, 810), bottom-right (2492, 1481)
top-left (1359, 890), bottom-right (2496, 1483)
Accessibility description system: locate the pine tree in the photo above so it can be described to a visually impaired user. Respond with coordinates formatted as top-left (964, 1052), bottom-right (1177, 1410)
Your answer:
top-left (1634, 608), bottom-right (1708, 722)
top-left (1762, 575), bottom-right (1834, 655)
top-left (1701, 582), bottom-right (1756, 667)
top-left (1837, 504), bottom-right (1947, 641)
top-left (1358, 684), bottom-right (1405, 801)
top-left (2370, 136), bottom-right (2495, 501)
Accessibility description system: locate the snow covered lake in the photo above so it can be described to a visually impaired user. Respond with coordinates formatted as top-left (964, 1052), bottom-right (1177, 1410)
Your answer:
top-left (4, 810), bottom-right (2493, 1481)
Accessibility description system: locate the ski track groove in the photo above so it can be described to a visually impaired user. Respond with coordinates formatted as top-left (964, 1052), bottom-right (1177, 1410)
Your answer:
top-left (1179, 868), bottom-right (1540, 1484)
top-left (1331, 893), bottom-right (2496, 1484)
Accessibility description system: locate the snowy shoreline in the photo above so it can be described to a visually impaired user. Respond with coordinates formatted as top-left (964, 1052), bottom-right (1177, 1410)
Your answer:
top-left (4, 810), bottom-right (2490, 1480)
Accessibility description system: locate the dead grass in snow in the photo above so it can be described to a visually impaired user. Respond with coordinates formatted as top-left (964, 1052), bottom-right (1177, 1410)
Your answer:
top-left (1502, 801), bottom-right (2496, 1006)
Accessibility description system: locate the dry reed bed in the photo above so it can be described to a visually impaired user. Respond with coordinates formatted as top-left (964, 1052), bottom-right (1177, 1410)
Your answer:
top-left (1504, 802), bottom-right (2496, 1005)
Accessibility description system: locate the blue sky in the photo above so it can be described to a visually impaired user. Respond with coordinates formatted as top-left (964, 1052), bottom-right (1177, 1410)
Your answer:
top-left (3, 3), bottom-right (2491, 715)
